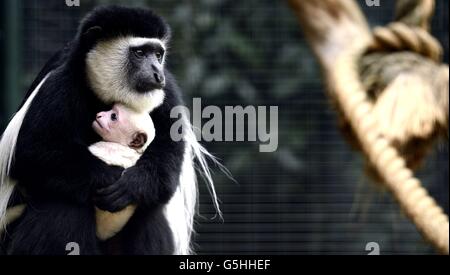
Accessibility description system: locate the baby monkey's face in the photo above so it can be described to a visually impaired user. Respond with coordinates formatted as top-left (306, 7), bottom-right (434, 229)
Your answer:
top-left (92, 104), bottom-right (155, 151)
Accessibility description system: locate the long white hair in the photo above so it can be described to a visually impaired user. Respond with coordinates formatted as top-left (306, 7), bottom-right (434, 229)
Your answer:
top-left (166, 109), bottom-right (231, 255)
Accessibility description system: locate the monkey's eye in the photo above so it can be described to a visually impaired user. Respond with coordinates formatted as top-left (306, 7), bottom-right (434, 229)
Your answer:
top-left (111, 113), bottom-right (118, 122)
top-left (155, 51), bottom-right (164, 63)
top-left (133, 49), bottom-right (145, 58)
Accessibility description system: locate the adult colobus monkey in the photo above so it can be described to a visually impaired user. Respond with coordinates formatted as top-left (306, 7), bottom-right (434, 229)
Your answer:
top-left (0, 5), bottom-right (221, 255)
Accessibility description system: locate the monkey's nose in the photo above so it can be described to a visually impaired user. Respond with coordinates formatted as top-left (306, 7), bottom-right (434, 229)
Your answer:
top-left (153, 72), bottom-right (165, 86)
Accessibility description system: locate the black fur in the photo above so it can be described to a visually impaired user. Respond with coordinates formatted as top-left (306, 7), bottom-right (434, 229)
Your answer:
top-left (2, 6), bottom-right (184, 255)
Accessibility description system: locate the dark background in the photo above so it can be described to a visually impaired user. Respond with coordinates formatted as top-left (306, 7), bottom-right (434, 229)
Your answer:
top-left (0, 0), bottom-right (448, 255)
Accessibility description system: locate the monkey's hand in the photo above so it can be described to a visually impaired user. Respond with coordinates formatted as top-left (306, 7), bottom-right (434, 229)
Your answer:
top-left (94, 167), bottom-right (139, 212)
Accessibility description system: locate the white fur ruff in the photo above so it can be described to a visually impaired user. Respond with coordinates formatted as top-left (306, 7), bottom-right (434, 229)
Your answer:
top-left (86, 37), bottom-right (166, 113)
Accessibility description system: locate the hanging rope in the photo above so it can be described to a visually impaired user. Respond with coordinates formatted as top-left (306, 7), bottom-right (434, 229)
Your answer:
top-left (334, 57), bottom-right (449, 255)
top-left (360, 0), bottom-right (449, 253)
top-left (289, 0), bottom-right (449, 254)
top-left (360, 2), bottom-right (448, 169)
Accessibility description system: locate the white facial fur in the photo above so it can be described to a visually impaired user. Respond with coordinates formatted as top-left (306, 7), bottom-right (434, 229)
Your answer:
top-left (86, 37), bottom-right (166, 113)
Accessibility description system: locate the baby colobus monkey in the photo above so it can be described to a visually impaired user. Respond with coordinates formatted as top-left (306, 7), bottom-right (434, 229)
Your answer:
top-left (1, 104), bottom-right (155, 241)
top-left (90, 104), bottom-right (155, 240)
top-left (90, 103), bottom-right (155, 165)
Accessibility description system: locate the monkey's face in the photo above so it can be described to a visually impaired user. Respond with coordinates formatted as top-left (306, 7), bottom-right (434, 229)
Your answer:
top-left (86, 37), bottom-right (166, 113)
top-left (127, 38), bottom-right (166, 93)
top-left (93, 104), bottom-right (155, 151)
top-left (93, 105), bottom-right (134, 146)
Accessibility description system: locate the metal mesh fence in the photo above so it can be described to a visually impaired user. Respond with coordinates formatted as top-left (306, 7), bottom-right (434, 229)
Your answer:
top-left (0, 0), bottom-right (448, 254)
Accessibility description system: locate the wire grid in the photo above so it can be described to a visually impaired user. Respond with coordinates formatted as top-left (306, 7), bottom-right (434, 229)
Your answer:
top-left (6, 0), bottom-right (449, 255)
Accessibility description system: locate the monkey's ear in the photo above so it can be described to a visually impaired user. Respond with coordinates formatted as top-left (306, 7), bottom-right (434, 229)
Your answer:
top-left (130, 132), bottom-right (148, 150)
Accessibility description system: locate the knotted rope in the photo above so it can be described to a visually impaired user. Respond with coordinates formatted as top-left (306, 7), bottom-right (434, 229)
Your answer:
top-left (369, 22), bottom-right (442, 62)
top-left (288, 0), bottom-right (448, 254)
top-left (359, 0), bottom-right (449, 253)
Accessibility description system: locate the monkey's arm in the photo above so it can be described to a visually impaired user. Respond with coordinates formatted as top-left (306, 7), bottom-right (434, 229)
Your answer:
top-left (89, 142), bottom-right (140, 240)
top-left (94, 115), bottom-right (184, 211)
top-left (95, 81), bottom-right (185, 212)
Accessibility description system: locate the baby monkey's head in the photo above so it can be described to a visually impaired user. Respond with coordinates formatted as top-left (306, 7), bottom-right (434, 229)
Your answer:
top-left (92, 103), bottom-right (155, 153)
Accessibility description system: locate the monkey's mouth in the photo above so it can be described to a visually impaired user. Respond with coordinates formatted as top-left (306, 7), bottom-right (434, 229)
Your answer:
top-left (134, 78), bottom-right (165, 94)
top-left (92, 119), bottom-right (107, 134)
top-left (94, 119), bottom-right (104, 129)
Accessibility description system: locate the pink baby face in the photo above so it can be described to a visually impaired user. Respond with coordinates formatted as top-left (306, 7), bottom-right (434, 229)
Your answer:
top-left (92, 104), bottom-right (154, 150)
